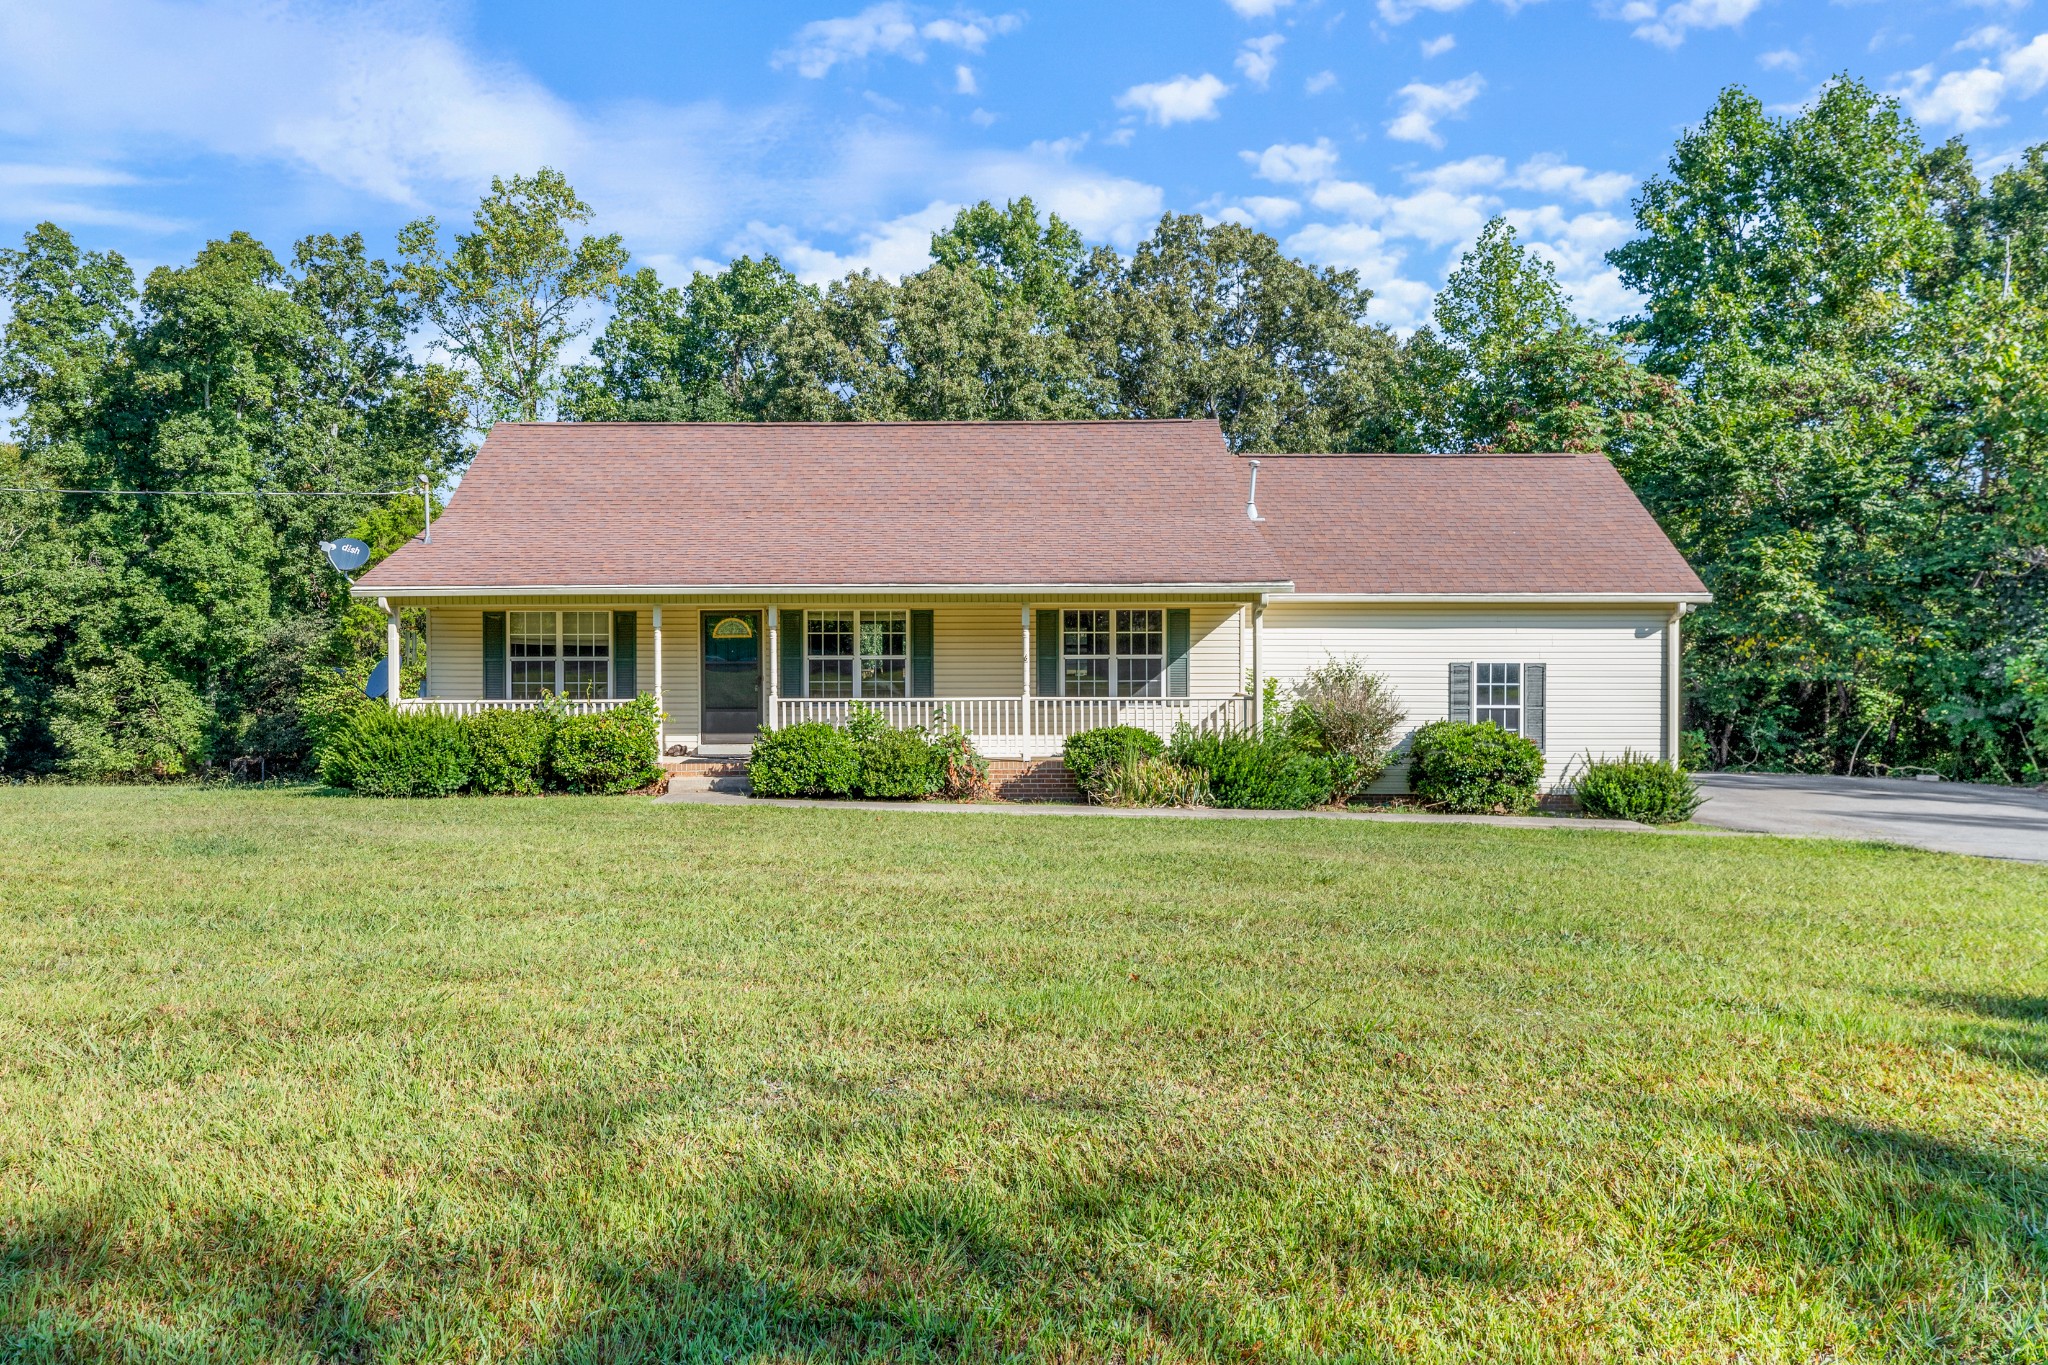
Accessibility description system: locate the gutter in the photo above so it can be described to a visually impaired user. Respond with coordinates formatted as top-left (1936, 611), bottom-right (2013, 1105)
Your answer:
top-left (1271, 591), bottom-right (1714, 605)
top-left (351, 580), bottom-right (1298, 599)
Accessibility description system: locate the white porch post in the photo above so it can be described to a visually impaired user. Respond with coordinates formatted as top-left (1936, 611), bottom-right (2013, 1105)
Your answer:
top-left (380, 597), bottom-right (401, 706)
top-left (766, 606), bottom-right (779, 733)
top-left (1250, 598), bottom-right (1265, 732)
top-left (1666, 604), bottom-right (1685, 764)
top-left (1020, 603), bottom-right (1034, 758)
top-left (652, 606), bottom-right (664, 753)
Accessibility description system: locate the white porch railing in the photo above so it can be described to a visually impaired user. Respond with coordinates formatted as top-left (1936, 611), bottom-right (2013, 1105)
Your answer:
top-left (771, 695), bottom-right (1252, 757)
top-left (394, 697), bottom-right (635, 719)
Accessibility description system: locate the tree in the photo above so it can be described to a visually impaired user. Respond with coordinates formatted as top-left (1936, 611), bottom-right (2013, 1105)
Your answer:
top-left (564, 256), bottom-right (816, 422)
top-left (1077, 213), bottom-right (1399, 451)
top-left (398, 168), bottom-right (628, 427)
top-left (1609, 79), bottom-right (2047, 778)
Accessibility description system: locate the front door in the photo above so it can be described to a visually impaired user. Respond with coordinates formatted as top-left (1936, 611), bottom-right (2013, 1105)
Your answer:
top-left (701, 611), bottom-right (762, 737)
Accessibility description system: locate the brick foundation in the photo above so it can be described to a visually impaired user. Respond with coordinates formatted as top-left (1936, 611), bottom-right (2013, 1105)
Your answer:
top-left (987, 757), bottom-right (1079, 803)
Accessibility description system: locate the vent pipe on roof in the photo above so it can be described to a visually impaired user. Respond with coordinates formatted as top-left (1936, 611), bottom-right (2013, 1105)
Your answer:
top-left (1246, 459), bottom-right (1263, 522)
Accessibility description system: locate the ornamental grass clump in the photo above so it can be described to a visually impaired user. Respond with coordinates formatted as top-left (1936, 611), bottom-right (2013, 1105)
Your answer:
top-left (1406, 720), bottom-right (1544, 814)
top-left (1573, 750), bottom-right (1703, 825)
top-left (1094, 747), bottom-right (1210, 808)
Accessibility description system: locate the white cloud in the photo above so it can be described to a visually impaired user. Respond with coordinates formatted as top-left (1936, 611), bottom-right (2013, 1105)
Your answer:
top-left (1309, 179), bottom-right (1388, 218)
top-left (772, 4), bottom-right (1022, 78)
top-left (1504, 152), bottom-right (1635, 206)
top-left (1116, 73), bottom-right (1232, 126)
top-left (1958, 25), bottom-right (2017, 53)
top-left (955, 64), bottom-right (978, 95)
top-left (1421, 34), bottom-right (1458, 57)
top-left (740, 200), bottom-right (959, 282)
top-left (1613, 0), bottom-right (1762, 49)
top-left (1241, 194), bottom-right (1302, 225)
top-left (1236, 34), bottom-right (1285, 88)
top-left (1242, 138), bottom-right (1341, 184)
top-left (1756, 48), bottom-right (1801, 72)
top-left (1894, 32), bottom-right (2048, 132)
top-left (1224, 0), bottom-right (1294, 15)
top-left (1284, 221), bottom-right (1433, 330)
top-left (1408, 154), bottom-right (1505, 192)
top-left (1305, 70), bottom-right (1339, 95)
top-left (1386, 74), bottom-right (1484, 146)
top-left (1378, 0), bottom-right (1479, 23)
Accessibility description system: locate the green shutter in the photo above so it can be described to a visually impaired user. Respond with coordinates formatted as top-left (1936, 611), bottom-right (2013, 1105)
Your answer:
top-left (611, 611), bottom-right (637, 698)
top-left (1523, 663), bottom-right (1546, 751)
top-left (1035, 609), bottom-right (1060, 696)
top-left (1166, 608), bottom-right (1190, 698)
top-left (779, 609), bottom-right (806, 699)
top-left (911, 609), bottom-right (934, 698)
top-left (482, 612), bottom-right (506, 699)
top-left (1448, 662), bottom-right (1471, 723)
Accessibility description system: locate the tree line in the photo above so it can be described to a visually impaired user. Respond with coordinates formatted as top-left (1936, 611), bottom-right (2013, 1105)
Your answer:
top-left (2, 79), bottom-right (2044, 782)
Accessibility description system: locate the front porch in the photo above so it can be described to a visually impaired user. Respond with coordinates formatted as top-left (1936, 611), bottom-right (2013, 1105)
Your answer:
top-left (386, 596), bottom-right (1265, 760)
top-left (394, 693), bottom-right (1254, 760)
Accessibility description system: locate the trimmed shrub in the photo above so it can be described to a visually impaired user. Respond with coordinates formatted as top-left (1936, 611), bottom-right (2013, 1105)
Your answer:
top-left (1285, 657), bottom-right (1406, 801)
top-left (1168, 729), bottom-right (1353, 810)
top-left (320, 705), bottom-right (471, 797)
top-left (1063, 725), bottom-right (1165, 797)
top-left (465, 709), bottom-right (553, 795)
top-left (1095, 751), bottom-right (1210, 807)
top-left (550, 696), bottom-right (660, 794)
top-left (1406, 720), bottom-right (1544, 814)
top-left (750, 722), bottom-right (859, 798)
top-left (856, 724), bottom-right (939, 799)
top-left (1574, 750), bottom-right (1703, 825)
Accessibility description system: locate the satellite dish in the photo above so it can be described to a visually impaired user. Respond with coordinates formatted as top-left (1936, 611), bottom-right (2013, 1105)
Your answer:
top-left (365, 657), bottom-right (389, 699)
top-left (320, 538), bottom-right (372, 575)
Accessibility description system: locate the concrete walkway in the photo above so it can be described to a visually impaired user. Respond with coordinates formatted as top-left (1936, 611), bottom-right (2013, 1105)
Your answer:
top-left (1692, 772), bottom-right (2048, 863)
top-left (655, 780), bottom-right (1652, 833)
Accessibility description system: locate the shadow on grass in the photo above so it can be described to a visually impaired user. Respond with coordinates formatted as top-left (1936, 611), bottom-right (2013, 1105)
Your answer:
top-left (1910, 990), bottom-right (2048, 1075)
top-left (0, 1149), bottom-right (1546, 1362)
top-left (1699, 1106), bottom-right (2048, 1356)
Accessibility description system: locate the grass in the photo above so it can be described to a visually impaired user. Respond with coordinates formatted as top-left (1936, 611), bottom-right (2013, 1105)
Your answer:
top-left (0, 786), bottom-right (2044, 1363)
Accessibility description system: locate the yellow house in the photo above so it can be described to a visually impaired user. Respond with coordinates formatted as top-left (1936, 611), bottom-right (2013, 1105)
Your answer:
top-left (353, 420), bottom-right (1708, 792)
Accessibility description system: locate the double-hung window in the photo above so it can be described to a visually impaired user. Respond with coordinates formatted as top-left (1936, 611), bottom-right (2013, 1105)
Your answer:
top-left (1060, 608), bottom-right (1165, 697)
top-left (1475, 661), bottom-right (1522, 734)
top-left (508, 610), bottom-right (610, 699)
top-left (805, 609), bottom-right (908, 699)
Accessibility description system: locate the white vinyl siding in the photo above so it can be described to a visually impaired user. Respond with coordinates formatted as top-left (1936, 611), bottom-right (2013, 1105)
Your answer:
top-left (415, 596), bottom-right (1248, 749)
top-left (1259, 601), bottom-right (1670, 791)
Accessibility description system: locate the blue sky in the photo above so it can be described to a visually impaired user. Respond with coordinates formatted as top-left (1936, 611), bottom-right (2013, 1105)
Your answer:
top-left (3, 0), bottom-right (2048, 333)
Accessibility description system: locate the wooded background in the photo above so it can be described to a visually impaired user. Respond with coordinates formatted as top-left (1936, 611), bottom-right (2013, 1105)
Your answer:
top-left (3, 81), bottom-right (2043, 783)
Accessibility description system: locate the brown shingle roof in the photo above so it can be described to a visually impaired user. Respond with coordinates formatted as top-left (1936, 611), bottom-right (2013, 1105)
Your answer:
top-left (355, 420), bottom-right (1292, 593)
top-left (1245, 452), bottom-right (1707, 597)
top-left (355, 423), bottom-right (1705, 599)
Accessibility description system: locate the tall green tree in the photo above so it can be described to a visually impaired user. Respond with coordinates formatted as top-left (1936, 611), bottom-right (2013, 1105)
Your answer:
top-left (399, 168), bottom-right (628, 427)
top-left (1611, 80), bottom-right (2046, 777)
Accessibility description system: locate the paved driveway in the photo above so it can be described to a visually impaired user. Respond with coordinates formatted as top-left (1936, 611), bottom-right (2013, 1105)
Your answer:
top-left (1692, 773), bottom-right (2048, 863)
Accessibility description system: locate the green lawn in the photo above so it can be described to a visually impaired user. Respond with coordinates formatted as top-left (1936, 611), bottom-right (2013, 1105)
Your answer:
top-left (1, 788), bottom-right (2044, 1363)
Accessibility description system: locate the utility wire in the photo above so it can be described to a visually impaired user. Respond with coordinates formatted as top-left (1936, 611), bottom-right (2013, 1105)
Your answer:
top-left (0, 486), bottom-right (415, 497)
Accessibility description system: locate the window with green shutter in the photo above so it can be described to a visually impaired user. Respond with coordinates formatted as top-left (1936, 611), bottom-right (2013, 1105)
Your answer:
top-left (910, 610), bottom-right (934, 698)
top-left (1166, 608), bottom-right (1190, 698)
top-left (482, 612), bottom-right (506, 700)
top-left (611, 611), bottom-right (637, 698)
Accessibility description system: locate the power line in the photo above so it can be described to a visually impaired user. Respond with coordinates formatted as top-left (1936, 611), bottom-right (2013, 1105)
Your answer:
top-left (0, 486), bottom-right (415, 497)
